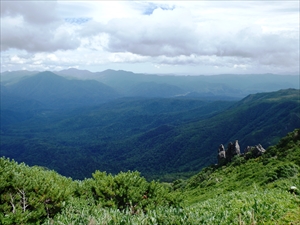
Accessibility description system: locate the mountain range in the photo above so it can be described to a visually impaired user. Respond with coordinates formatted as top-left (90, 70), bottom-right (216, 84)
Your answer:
top-left (0, 68), bottom-right (299, 180)
top-left (2, 71), bottom-right (119, 110)
top-left (1, 69), bottom-right (299, 100)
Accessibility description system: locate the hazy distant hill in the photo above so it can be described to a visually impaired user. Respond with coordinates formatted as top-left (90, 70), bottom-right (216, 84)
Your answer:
top-left (128, 82), bottom-right (186, 97)
top-left (1, 89), bottom-right (299, 180)
top-left (0, 70), bottom-right (39, 83)
top-left (3, 71), bottom-right (120, 109)
top-left (2, 69), bottom-right (299, 99)
top-left (61, 69), bottom-right (299, 98)
top-left (93, 70), bottom-right (244, 98)
top-left (56, 68), bottom-right (96, 80)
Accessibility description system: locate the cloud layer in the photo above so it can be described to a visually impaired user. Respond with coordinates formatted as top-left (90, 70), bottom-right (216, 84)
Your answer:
top-left (1, 1), bottom-right (299, 75)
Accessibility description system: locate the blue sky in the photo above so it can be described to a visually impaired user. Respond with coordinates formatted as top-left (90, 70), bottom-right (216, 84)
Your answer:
top-left (1, 1), bottom-right (299, 75)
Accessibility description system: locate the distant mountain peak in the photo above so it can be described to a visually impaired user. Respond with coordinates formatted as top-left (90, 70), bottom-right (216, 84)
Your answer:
top-left (32, 71), bottom-right (65, 80)
top-left (38, 71), bottom-right (59, 75)
top-left (60, 68), bottom-right (91, 73)
top-left (3, 71), bottom-right (119, 109)
top-left (100, 69), bottom-right (135, 75)
top-left (57, 68), bottom-right (94, 77)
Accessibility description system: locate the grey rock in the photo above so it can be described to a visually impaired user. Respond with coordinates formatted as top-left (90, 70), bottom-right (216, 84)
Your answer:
top-left (218, 144), bottom-right (225, 153)
top-left (253, 144), bottom-right (266, 156)
top-left (217, 144), bottom-right (226, 165)
top-left (217, 140), bottom-right (265, 166)
top-left (226, 140), bottom-right (240, 162)
top-left (244, 144), bottom-right (266, 159)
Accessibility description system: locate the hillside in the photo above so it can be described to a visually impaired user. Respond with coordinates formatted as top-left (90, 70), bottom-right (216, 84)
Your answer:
top-left (92, 70), bottom-right (299, 98)
top-left (0, 98), bottom-right (233, 179)
top-left (0, 129), bottom-right (299, 224)
top-left (0, 70), bottom-right (39, 83)
top-left (1, 89), bottom-right (299, 180)
top-left (2, 71), bottom-right (120, 110)
top-left (2, 69), bottom-right (299, 99)
top-left (183, 128), bottom-right (300, 201)
top-left (127, 82), bottom-right (186, 98)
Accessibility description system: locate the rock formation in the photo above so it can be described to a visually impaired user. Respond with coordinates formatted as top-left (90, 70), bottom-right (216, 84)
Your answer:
top-left (217, 144), bottom-right (226, 166)
top-left (244, 144), bottom-right (266, 159)
top-left (226, 140), bottom-right (240, 162)
top-left (217, 140), bottom-right (265, 166)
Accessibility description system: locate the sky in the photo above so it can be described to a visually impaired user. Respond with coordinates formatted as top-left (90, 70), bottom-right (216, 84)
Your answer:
top-left (1, 0), bottom-right (299, 75)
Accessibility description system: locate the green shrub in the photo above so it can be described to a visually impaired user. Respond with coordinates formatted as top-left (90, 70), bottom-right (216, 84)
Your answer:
top-left (0, 157), bottom-right (74, 225)
top-left (231, 155), bottom-right (246, 166)
top-left (44, 189), bottom-right (300, 225)
top-left (275, 163), bottom-right (299, 179)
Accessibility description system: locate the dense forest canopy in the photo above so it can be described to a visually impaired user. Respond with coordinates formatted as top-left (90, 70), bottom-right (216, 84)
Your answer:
top-left (1, 83), bottom-right (299, 180)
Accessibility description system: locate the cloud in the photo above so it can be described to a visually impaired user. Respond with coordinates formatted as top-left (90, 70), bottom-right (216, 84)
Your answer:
top-left (1, 1), bottom-right (80, 52)
top-left (214, 25), bottom-right (297, 59)
top-left (75, 2), bottom-right (299, 62)
top-left (78, 5), bottom-right (298, 70)
top-left (82, 7), bottom-right (199, 57)
top-left (1, 1), bottom-right (60, 25)
top-left (108, 52), bottom-right (149, 63)
top-left (1, 1), bottom-right (298, 75)
top-left (1, 18), bottom-right (80, 52)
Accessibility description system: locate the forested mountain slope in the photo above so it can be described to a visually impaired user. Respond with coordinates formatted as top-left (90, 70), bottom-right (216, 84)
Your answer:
top-left (2, 71), bottom-right (119, 109)
top-left (120, 89), bottom-right (299, 179)
top-left (0, 97), bottom-right (233, 179)
top-left (1, 89), bottom-right (299, 180)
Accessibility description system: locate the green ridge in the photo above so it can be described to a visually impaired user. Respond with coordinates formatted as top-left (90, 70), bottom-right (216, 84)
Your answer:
top-left (1, 89), bottom-right (299, 181)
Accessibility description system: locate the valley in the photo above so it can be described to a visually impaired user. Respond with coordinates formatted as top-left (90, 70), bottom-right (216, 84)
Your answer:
top-left (1, 1), bottom-right (299, 223)
top-left (1, 70), bottom-right (299, 181)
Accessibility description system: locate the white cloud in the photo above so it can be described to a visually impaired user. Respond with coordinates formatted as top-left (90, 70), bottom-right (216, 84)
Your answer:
top-left (108, 52), bottom-right (149, 63)
top-left (1, 1), bottom-right (80, 52)
top-left (103, 7), bottom-right (197, 57)
top-left (1, 1), bottom-right (60, 25)
top-left (1, 1), bottom-right (299, 75)
top-left (1, 17), bottom-right (80, 52)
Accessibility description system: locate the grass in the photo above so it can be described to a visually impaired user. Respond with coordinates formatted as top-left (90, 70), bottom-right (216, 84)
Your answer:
top-left (44, 188), bottom-right (300, 225)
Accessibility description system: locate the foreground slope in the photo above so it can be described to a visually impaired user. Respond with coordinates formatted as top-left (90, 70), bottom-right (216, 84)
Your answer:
top-left (0, 129), bottom-right (299, 224)
top-left (184, 128), bottom-right (300, 201)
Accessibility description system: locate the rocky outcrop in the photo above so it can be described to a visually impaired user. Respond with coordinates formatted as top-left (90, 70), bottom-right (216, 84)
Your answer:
top-left (226, 140), bottom-right (240, 162)
top-left (217, 144), bottom-right (226, 166)
top-left (217, 140), bottom-right (265, 166)
top-left (244, 144), bottom-right (266, 159)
